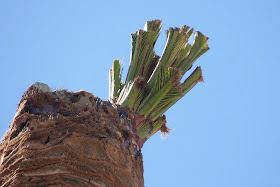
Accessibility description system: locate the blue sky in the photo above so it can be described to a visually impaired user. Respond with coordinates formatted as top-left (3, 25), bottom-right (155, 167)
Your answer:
top-left (1, 0), bottom-right (279, 186)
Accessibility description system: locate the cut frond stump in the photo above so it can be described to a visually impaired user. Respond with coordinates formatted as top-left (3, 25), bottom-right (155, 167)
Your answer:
top-left (109, 19), bottom-right (209, 147)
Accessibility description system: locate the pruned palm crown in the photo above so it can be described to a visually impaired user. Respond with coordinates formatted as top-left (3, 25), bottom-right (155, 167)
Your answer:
top-left (109, 20), bottom-right (209, 140)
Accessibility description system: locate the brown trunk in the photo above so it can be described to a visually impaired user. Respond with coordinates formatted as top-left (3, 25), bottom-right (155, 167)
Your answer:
top-left (0, 83), bottom-right (144, 187)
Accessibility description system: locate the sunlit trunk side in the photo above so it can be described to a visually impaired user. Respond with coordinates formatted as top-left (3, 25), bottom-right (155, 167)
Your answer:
top-left (0, 83), bottom-right (144, 187)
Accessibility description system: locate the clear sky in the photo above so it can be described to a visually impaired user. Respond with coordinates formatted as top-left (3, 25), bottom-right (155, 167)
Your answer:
top-left (1, 1), bottom-right (279, 186)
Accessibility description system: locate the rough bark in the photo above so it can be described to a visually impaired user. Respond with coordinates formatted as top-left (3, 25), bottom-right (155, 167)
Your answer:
top-left (0, 83), bottom-right (144, 187)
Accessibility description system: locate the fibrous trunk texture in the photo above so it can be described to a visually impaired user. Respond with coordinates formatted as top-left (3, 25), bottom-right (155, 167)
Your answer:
top-left (0, 83), bottom-right (144, 187)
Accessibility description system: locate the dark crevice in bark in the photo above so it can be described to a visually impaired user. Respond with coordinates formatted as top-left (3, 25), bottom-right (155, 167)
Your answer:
top-left (44, 136), bottom-right (50, 144)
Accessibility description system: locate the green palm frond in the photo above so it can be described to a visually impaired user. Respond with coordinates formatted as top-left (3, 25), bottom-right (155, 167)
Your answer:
top-left (117, 77), bottom-right (147, 110)
top-left (149, 66), bottom-right (203, 121)
top-left (108, 20), bottom-right (209, 143)
top-left (136, 65), bottom-right (181, 117)
top-left (125, 20), bottom-right (162, 83)
top-left (161, 26), bottom-right (193, 68)
top-left (137, 115), bottom-right (166, 139)
top-left (109, 60), bottom-right (123, 102)
top-left (178, 32), bottom-right (209, 74)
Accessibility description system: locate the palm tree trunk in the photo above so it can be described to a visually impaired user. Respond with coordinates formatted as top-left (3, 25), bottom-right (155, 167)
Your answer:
top-left (0, 83), bottom-right (144, 187)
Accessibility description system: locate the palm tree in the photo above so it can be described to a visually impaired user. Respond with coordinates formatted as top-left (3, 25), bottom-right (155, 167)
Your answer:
top-left (0, 20), bottom-right (209, 186)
